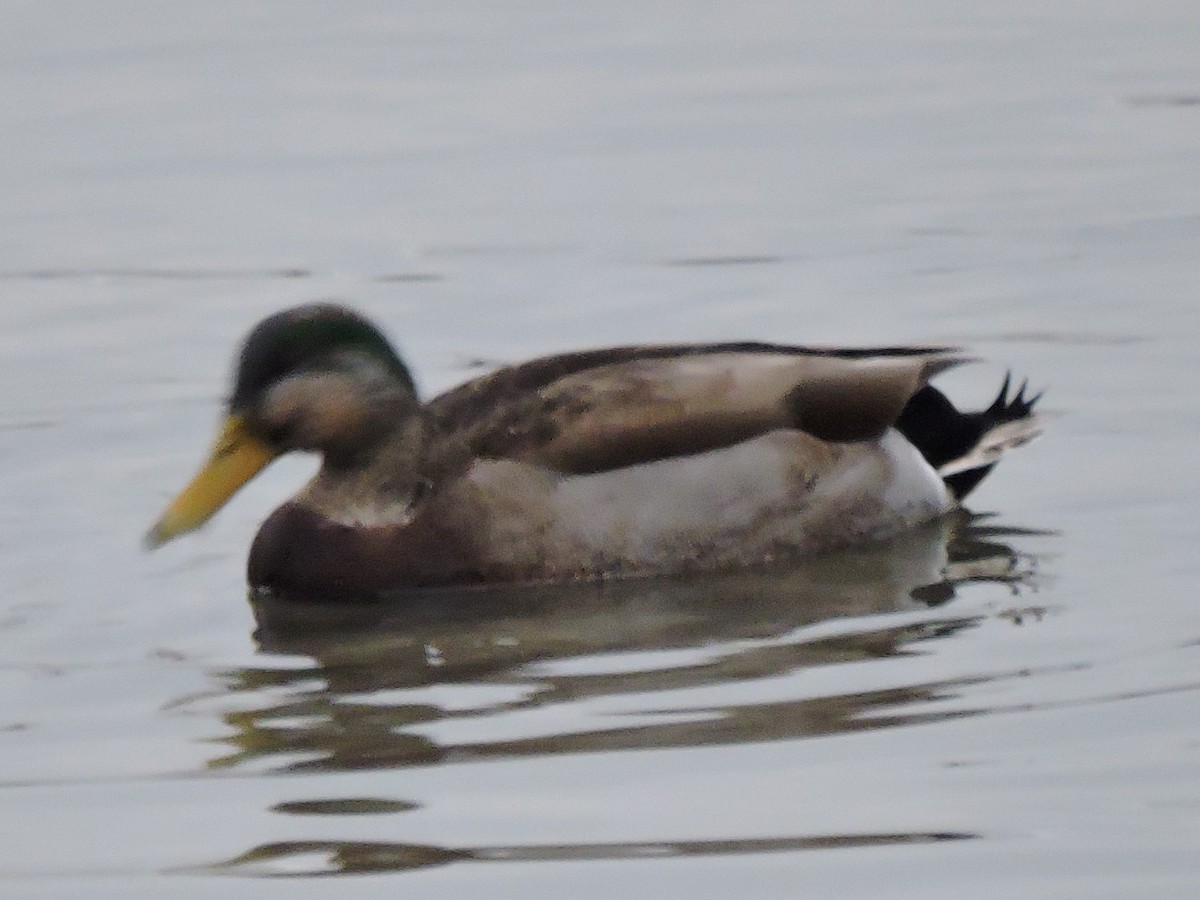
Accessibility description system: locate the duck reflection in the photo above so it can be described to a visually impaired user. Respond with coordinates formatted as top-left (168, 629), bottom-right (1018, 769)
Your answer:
top-left (216, 831), bottom-right (973, 877)
top-left (202, 513), bottom-right (1045, 774)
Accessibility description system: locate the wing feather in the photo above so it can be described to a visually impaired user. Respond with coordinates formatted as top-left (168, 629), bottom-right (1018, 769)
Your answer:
top-left (428, 344), bottom-right (962, 475)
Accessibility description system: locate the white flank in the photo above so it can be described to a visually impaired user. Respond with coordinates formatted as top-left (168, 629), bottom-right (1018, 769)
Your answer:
top-left (553, 432), bottom-right (796, 554)
top-left (547, 428), bottom-right (951, 568)
top-left (456, 427), bottom-right (960, 576)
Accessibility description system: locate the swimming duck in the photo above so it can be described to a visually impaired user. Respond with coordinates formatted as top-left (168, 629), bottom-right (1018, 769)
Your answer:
top-left (146, 303), bottom-right (1041, 602)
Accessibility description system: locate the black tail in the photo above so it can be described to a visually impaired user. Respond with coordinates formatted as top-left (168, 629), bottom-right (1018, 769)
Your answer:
top-left (897, 373), bottom-right (1042, 501)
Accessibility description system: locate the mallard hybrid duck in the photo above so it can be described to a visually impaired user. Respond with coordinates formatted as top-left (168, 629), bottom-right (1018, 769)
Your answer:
top-left (146, 303), bottom-right (1042, 602)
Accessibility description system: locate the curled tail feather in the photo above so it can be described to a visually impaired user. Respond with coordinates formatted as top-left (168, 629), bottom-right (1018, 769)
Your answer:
top-left (897, 373), bottom-right (1043, 501)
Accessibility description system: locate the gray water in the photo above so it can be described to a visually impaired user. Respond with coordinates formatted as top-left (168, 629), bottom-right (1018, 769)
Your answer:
top-left (3, 2), bottom-right (1199, 897)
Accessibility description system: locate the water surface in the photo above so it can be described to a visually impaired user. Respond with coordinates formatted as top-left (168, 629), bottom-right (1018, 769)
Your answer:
top-left (2, 2), bottom-right (1199, 898)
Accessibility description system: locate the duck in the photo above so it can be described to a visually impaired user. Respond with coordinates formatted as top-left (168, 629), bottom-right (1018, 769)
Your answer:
top-left (146, 303), bottom-right (1042, 603)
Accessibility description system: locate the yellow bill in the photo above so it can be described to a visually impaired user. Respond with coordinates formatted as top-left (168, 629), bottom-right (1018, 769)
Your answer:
top-left (145, 414), bottom-right (278, 549)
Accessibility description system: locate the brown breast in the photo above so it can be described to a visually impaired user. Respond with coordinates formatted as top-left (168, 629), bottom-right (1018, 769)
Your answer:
top-left (246, 502), bottom-right (499, 602)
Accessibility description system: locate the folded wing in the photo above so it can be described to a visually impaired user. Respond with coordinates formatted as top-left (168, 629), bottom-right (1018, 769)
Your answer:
top-left (428, 344), bottom-right (963, 476)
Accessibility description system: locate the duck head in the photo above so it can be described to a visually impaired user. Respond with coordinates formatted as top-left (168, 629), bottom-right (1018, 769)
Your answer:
top-left (145, 304), bottom-right (421, 548)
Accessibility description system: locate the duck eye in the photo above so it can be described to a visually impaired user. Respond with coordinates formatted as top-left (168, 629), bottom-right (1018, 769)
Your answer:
top-left (263, 418), bottom-right (297, 447)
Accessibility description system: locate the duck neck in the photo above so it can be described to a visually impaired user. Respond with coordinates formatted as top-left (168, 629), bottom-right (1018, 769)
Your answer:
top-left (301, 409), bottom-right (433, 528)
